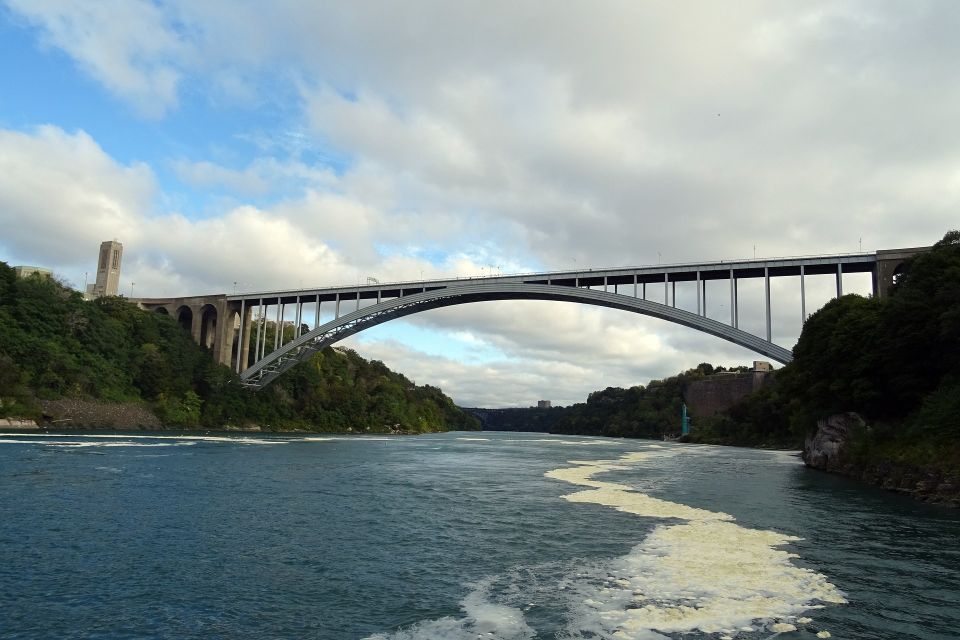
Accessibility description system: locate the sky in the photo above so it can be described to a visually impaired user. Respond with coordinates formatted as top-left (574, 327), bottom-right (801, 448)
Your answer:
top-left (1, 1), bottom-right (957, 407)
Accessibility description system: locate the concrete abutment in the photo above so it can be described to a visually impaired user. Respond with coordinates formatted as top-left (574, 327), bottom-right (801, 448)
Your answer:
top-left (138, 295), bottom-right (241, 369)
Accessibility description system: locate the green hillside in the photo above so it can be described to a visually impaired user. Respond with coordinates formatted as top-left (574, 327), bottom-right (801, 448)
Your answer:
top-left (0, 263), bottom-right (478, 433)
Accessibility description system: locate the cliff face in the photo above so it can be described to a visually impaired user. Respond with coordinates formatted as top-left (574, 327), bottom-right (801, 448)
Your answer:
top-left (804, 413), bottom-right (959, 507)
top-left (802, 412), bottom-right (864, 470)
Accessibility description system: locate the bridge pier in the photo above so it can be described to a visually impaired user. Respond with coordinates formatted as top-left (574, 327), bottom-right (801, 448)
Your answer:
top-left (137, 294), bottom-right (235, 368)
top-left (800, 264), bottom-right (806, 323)
top-left (874, 247), bottom-right (926, 298)
top-left (764, 267), bottom-right (772, 342)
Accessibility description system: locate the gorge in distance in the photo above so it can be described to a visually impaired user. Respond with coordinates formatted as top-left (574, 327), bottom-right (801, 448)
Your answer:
top-left (1, 230), bottom-right (958, 506)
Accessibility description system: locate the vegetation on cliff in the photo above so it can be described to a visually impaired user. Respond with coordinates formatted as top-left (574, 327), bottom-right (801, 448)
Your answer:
top-left (695, 230), bottom-right (960, 470)
top-left (0, 262), bottom-right (478, 432)
top-left (469, 362), bottom-right (748, 438)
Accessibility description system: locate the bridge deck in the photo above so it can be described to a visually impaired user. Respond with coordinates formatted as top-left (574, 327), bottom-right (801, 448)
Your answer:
top-left (226, 252), bottom-right (878, 305)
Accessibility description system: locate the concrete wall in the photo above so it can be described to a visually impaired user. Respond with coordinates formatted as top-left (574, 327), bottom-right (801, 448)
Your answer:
top-left (874, 247), bottom-right (929, 298)
top-left (136, 295), bottom-right (244, 369)
top-left (685, 372), bottom-right (773, 418)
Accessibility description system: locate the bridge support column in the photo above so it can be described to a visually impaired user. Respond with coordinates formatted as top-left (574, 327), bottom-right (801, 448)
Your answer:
top-left (633, 274), bottom-right (637, 298)
top-left (212, 298), bottom-right (234, 367)
top-left (190, 306), bottom-right (203, 344)
top-left (696, 271), bottom-right (701, 316)
top-left (733, 275), bottom-right (739, 329)
top-left (335, 294), bottom-right (341, 318)
top-left (672, 281), bottom-right (676, 308)
top-left (256, 304), bottom-right (263, 360)
top-left (800, 264), bottom-right (806, 324)
top-left (765, 267), bottom-right (772, 342)
top-left (315, 294), bottom-right (321, 328)
top-left (295, 297), bottom-right (302, 339)
top-left (274, 299), bottom-right (282, 351)
top-left (237, 302), bottom-right (252, 373)
top-left (664, 273), bottom-right (668, 305)
top-left (254, 299), bottom-right (263, 362)
top-left (836, 264), bottom-right (843, 297)
top-left (235, 299), bottom-right (245, 373)
top-left (729, 269), bottom-right (735, 326)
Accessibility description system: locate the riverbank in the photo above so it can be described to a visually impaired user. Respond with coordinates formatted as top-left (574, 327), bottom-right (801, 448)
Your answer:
top-left (1, 398), bottom-right (429, 435)
top-left (804, 413), bottom-right (959, 506)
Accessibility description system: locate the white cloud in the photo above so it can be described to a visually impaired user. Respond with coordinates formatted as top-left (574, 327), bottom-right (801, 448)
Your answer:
top-left (0, 126), bottom-right (153, 268)
top-left (5, 0), bottom-right (189, 116)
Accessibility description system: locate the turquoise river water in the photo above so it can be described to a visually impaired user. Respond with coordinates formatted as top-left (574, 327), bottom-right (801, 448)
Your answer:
top-left (0, 430), bottom-right (957, 639)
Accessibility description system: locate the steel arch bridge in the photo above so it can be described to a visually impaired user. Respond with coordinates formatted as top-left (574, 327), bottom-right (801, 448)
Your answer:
top-left (237, 283), bottom-right (795, 390)
top-left (134, 246), bottom-right (925, 390)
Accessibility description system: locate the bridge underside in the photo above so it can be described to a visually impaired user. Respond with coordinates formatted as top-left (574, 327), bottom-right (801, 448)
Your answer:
top-left (237, 283), bottom-right (794, 390)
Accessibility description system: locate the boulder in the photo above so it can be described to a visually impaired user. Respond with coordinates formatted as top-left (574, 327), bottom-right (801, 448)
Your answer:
top-left (802, 412), bottom-right (865, 471)
top-left (0, 417), bottom-right (39, 429)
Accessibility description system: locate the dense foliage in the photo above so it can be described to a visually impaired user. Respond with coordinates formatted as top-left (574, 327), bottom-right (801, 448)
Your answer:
top-left (0, 264), bottom-right (478, 433)
top-left (470, 363), bottom-right (746, 438)
top-left (552, 373), bottom-right (692, 437)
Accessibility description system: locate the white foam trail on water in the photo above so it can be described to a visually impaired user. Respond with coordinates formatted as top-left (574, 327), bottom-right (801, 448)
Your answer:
top-left (456, 437), bottom-right (490, 441)
top-left (503, 438), bottom-right (619, 446)
top-left (548, 450), bottom-right (845, 639)
top-left (0, 432), bottom-right (279, 443)
top-left (0, 432), bottom-right (401, 444)
top-left (0, 439), bottom-right (197, 448)
top-left (363, 582), bottom-right (534, 640)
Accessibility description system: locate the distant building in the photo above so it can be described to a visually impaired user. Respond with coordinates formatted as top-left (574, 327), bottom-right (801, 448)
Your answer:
top-left (537, 400), bottom-right (552, 409)
top-left (87, 240), bottom-right (123, 298)
top-left (13, 265), bottom-right (52, 279)
top-left (753, 360), bottom-right (773, 372)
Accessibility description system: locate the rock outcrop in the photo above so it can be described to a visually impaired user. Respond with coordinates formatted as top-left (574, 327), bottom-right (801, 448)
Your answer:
top-left (802, 412), bottom-right (865, 471)
top-left (803, 412), bottom-right (959, 507)
top-left (38, 398), bottom-right (162, 430)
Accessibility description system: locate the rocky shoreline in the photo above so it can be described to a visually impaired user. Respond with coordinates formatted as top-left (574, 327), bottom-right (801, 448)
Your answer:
top-left (804, 412), bottom-right (959, 507)
top-left (36, 398), bottom-right (163, 430)
top-left (1, 399), bottom-right (423, 435)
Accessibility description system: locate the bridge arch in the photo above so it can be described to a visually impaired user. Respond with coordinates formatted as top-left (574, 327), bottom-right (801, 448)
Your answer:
top-left (176, 306), bottom-right (193, 333)
top-left (199, 304), bottom-right (218, 349)
top-left (239, 283), bottom-right (794, 390)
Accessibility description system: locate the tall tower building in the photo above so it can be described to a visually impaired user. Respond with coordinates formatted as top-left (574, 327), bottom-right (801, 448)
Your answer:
top-left (89, 240), bottom-right (123, 298)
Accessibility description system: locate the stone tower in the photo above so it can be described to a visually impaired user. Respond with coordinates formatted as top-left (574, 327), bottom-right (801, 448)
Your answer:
top-left (90, 240), bottom-right (123, 298)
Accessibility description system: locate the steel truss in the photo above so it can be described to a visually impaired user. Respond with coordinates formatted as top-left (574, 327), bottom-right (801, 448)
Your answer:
top-left (239, 283), bottom-right (795, 391)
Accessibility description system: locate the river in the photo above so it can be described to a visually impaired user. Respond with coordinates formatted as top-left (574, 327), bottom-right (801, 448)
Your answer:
top-left (0, 431), bottom-right (957, 639)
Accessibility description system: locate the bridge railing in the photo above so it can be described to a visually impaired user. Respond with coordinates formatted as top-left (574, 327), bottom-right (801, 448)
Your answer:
top-left (228, 251), bottom-right (878, 298)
